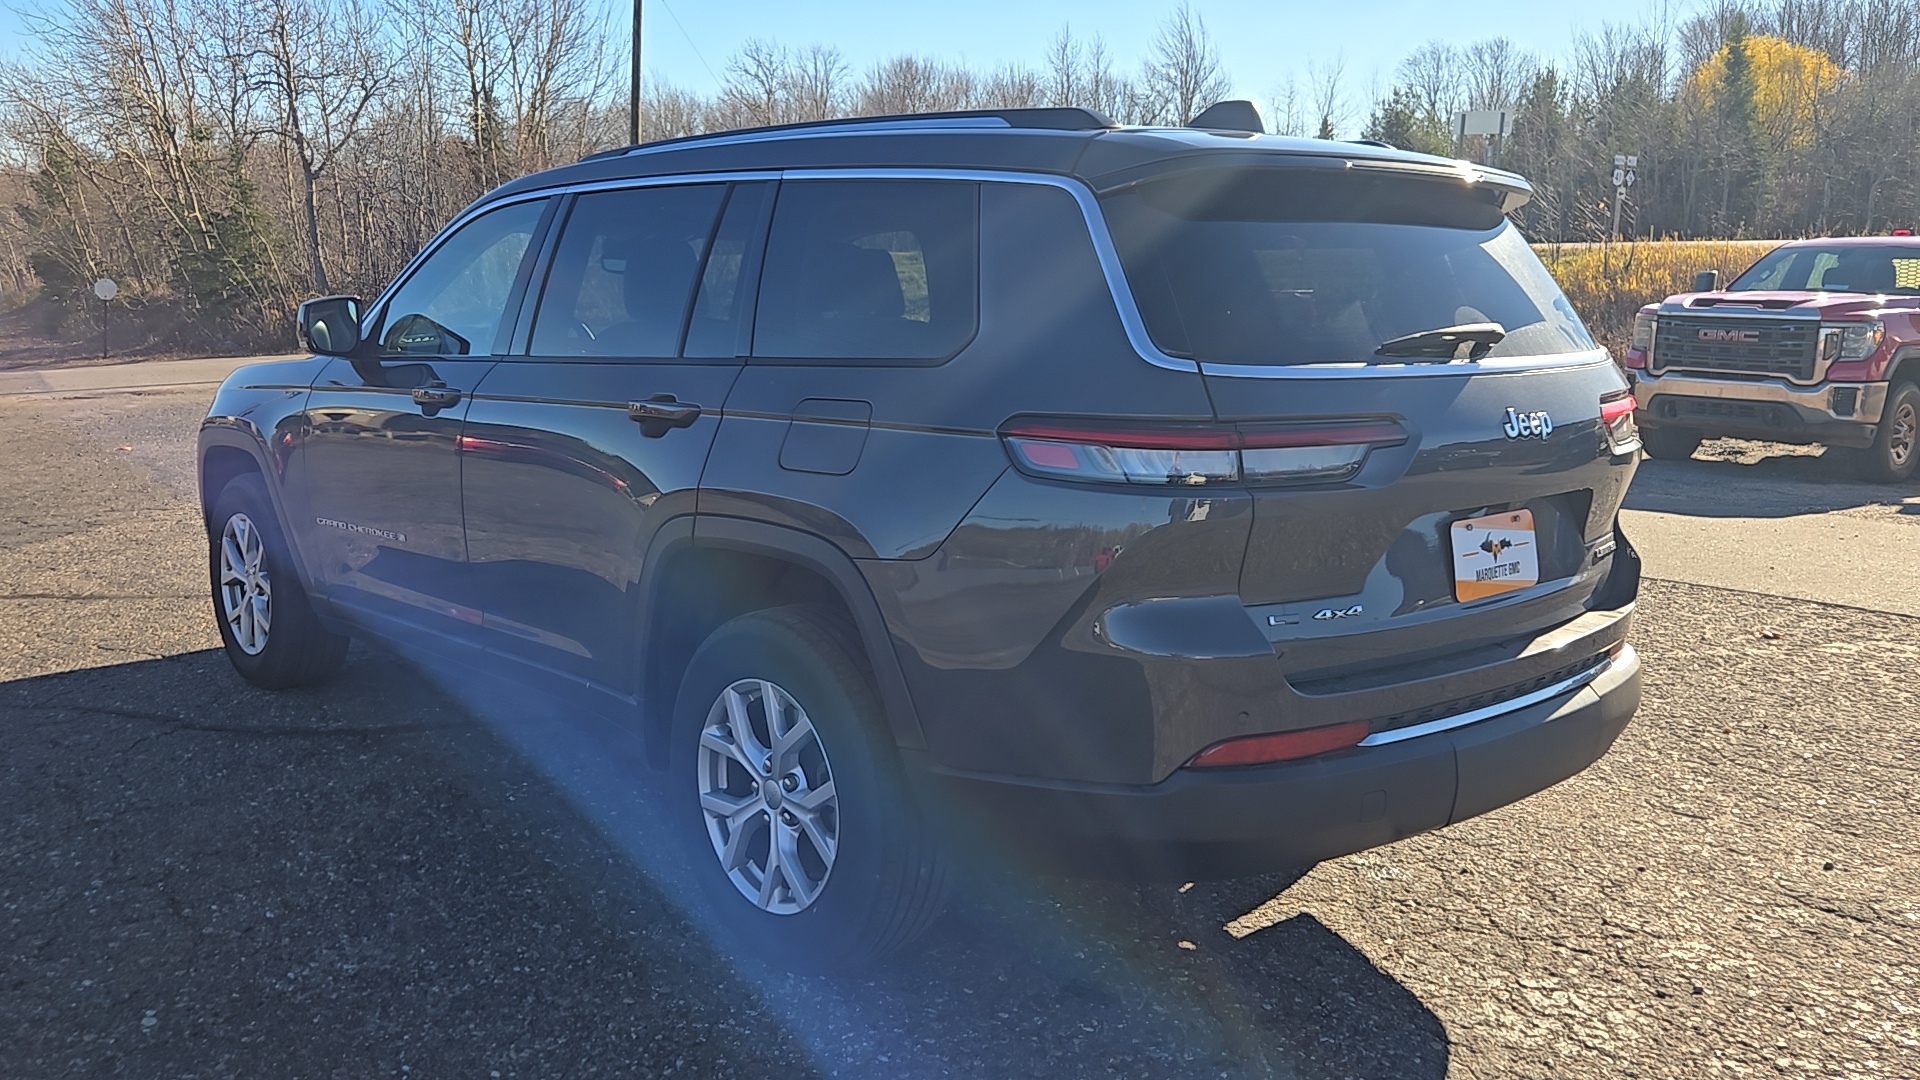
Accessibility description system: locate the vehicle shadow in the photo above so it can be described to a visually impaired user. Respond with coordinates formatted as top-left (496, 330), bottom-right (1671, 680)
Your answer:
top-left (1624, 442), bottom-right (1920, 518)
top-left (0, 646), bottom-right (1448, 1079)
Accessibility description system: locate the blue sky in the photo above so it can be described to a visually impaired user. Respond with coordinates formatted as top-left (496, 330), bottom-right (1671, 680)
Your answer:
top-left (0, 0), bottom-right (1666, 125)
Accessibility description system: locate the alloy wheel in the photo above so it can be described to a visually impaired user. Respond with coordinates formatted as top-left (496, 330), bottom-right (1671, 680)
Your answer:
top-left (696, 678), bottom-right (839, 915)
top-left (1889, 399), bottom-right (1916, 469)
top-left (218, 512), bottom-right (272, 655)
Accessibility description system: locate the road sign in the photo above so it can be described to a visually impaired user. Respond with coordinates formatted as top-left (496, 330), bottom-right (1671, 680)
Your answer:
top-left (93, 278), bottom-right (117, 301)
top-left (1459, 109), bottom-right (1514, 138)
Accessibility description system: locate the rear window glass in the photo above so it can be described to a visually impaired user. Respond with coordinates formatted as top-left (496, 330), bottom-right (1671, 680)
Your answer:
top-left (753, 180), bottom-right (978, 360)
top-left (1100, 169), bottom-right (1594, 365)
top-left (1730, 245), bottom-right (1920, 294)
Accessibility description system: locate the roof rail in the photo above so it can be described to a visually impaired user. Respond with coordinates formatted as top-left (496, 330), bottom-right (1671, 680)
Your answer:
top-left (580, 107), bottom-right (1118, 162)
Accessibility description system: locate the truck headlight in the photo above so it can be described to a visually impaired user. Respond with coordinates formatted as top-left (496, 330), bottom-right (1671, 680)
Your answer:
top-left (1631, 312), bottom-right (1657, 353)
top-left (1819, 320), bottom-right (1883, 363)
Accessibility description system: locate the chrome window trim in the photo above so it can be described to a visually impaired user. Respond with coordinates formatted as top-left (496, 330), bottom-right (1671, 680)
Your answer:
top-left (1355, 647), bottom-right (1625, 747)
top-left (375, 165), bottom-right (1601, 379)
top-left (360, 173), bottom-right (779, 336)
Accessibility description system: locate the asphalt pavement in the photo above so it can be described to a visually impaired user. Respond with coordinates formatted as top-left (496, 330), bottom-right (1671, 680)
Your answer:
top-left (1, 374), bottom-right (1915, 1078)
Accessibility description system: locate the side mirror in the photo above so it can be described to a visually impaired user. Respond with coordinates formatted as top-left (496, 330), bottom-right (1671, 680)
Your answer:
top-left (298, 295), bottom-right (362, 355)
top-left (1691, 270), bottom-right (1721, 293)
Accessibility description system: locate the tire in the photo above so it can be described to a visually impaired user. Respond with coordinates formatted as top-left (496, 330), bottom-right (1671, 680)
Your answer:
top-left (668, 604), bottom-right (948, 970)
top-left (207, 473), bottom-right (348, 689)
top-left (1856, 381), bottom-right (1920, 484)
top-left (1639, 425), bottom-right (1703, 460)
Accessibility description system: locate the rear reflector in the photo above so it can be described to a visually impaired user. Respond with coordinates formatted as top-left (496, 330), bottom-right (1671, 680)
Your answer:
top-left (1187, 720), bottom-right (1371, 768)
top-left (1002, 418), bottom-right (1406, 487)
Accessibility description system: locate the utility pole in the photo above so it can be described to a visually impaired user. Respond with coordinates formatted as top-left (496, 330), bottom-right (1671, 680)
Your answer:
top-left (627, 0), bottom-right (643, 145)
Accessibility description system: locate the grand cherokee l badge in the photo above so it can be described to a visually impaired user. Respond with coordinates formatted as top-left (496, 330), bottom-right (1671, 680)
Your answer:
top-left (1503, 407), bottom-right (1553, 439)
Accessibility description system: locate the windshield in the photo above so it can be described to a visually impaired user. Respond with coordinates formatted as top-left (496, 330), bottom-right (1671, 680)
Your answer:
top-left (1729, 245), bottom-right (1920, 294)
top-left (1100, 168), bottom-right (1594, 365)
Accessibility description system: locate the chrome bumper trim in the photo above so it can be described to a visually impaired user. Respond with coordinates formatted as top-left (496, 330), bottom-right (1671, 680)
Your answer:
top-left (1356, 647), bottom-right (1628, 747)
top-left (1633, 372), bottom-right (1888, 425)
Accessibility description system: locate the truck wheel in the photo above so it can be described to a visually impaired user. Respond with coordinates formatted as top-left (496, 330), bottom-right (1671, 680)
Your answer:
top-left (1857, 382), bottom-right (1920, 484)
top-left (669, 604), bottom-right (948, 970)
top-left (208, 473), bottom-right (348, 689)
top-left (1639, 426), bottom-right (1703, 460)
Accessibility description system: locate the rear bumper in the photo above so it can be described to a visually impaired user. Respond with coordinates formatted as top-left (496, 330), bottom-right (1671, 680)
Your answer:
top-left (1632, 371), bottom-right (1887, 447)
top-left (927, 645), bottom-right (1640, 880)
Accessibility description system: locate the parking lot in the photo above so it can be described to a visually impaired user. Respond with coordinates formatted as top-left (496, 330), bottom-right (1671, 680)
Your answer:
top-left (2, 363), bottom-right (1916, 1079)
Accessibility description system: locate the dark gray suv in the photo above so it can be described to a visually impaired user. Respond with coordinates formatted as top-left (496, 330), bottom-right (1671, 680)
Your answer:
top-left (198, 104), bottom-right (1643, 968)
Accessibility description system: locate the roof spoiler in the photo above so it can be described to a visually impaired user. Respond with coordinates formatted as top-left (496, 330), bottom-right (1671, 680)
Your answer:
top-left (1185, 100), bottom-right (1265, 134)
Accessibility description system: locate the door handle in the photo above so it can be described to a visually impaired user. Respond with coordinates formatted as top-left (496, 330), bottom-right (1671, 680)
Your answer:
top-left (411, 382), bottom-right (463, 410)
top-left (627, 395), bottom-right (702, 437)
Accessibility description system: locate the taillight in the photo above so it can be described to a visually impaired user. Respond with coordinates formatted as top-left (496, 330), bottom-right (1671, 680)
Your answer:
top-left (1600, 390), bottom-right (1638, 454)
top-left (1188, 720), bottom-right (1371, 768)
top-left (1001, 418), bottom-right (1406, 487)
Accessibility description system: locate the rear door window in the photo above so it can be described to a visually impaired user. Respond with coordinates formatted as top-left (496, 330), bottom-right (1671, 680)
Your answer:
top-left (528, 184), bottom-right (728, 358)
top-left (1100, 169), bottom-right (1594, 365)
top-left (752, 180), bottom-right (979, 361)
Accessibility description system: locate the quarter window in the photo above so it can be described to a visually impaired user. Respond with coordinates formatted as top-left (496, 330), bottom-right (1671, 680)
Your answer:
top-left (753, 180), bottom-right (979, 360)
top-left (379, 199), bottom-right (547, 357)
top-left (529, 184), bottom-right (728, 358)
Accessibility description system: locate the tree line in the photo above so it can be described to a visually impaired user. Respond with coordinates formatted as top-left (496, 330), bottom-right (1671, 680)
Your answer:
top-left (1, 0), bottom-right (1917, 351)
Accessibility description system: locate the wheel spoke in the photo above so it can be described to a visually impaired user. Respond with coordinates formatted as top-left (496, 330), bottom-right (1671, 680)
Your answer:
top-left (757, 834), bottom-right (787, 907)
top-left (700, 789), bottom-right (759, 827)
top-left (793, 806), bottom-right (837, 864)
top-left (699, 728), bottom-right (757, 774)
top-left (221, 537), bottom-right (245, 578)
top-left (770, 707), bottom-right (816, 773)
top-left (718, 809), bottom-right (763, 872)
top-left (251, 594), bottom-right (271, 641)
top-left (790, 778), bottom-right (835, 811)
top-left (723, 686), bottom-right (770, 762)
top-left (777, 827), bottom-right (823, 908)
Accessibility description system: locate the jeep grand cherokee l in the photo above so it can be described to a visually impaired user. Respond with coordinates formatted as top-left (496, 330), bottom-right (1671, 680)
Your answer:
top-left (198, 104), bottom-right (1644, 968)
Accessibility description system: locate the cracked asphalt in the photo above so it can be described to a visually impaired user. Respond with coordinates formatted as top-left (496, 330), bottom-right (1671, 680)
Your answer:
top-left (1, 380), bottom-right (1916, 1078)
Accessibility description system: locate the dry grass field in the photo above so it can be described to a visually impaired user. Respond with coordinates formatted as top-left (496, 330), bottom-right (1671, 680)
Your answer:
top-left (1534, 240), bottom-right (1785, 356)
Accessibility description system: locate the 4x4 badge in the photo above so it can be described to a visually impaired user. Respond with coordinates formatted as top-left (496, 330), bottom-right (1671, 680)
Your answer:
top-left (1503, 407), bottom-right (1554, 439)
top-left (1313, 605), bottom-right (1364, 621)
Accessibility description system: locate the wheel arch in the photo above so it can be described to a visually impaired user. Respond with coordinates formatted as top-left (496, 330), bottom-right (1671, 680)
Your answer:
top-left (200, 443), bottom-right (265, 526)
top-left (1883, 345), bottom-right (1920, 390)
top-left (636, 517), bottom-right (927, 768)
top-left (198, 419), bottom-right (327, 601)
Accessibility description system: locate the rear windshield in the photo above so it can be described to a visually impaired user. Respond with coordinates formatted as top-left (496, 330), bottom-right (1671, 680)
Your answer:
top-left (1729, 245), bottom-right (1920, 294)
top-left (1100, 168), bottom-right (1594, 365)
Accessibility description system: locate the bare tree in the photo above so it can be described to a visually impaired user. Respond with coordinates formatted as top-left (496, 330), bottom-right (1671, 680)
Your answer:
top-left (1309, 55), bottom-right (1348, 139)
top-left (856, 55), bottom-right (976, 115)
top-left (245, 0), bottom-right (386, 291)
top-left (1139, 2), bottom-right (1229, 124)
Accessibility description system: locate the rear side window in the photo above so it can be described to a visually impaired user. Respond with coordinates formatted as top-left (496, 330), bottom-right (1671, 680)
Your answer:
top-left (753, 180), bottom-right (978, 361)
top-left (529, 184), bottom-right (727, 357)
top-left (1100, 169), bottom-right (1595, 365)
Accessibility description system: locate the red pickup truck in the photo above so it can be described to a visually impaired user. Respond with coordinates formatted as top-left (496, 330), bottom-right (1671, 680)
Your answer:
top-left (1624, 236), bottom-right (1920, 483)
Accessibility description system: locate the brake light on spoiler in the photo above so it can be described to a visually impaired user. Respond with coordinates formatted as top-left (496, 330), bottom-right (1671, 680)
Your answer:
top-left (1001, 418), bottom-right (1408, 486)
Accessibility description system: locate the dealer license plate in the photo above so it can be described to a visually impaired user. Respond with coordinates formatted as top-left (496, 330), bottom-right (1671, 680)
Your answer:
top-left (1452, 509), bottom-right (1539, 601)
